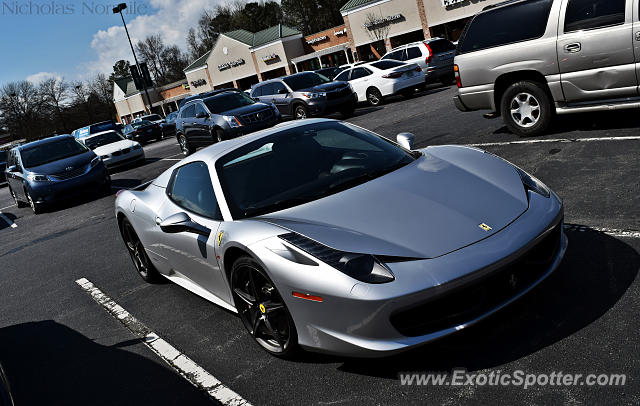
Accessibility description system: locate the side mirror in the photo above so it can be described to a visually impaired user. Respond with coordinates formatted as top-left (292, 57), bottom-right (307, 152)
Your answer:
top-left (159, 212), bottom-right (211, 237)
top-left (277, 88), bottom-right (288, 95)
top-left (396, 132), bottom-right (415, 150)
top-left (195, 111), bottom-right (208, 119)
top-left (6, 165), bottom-right (17, 173)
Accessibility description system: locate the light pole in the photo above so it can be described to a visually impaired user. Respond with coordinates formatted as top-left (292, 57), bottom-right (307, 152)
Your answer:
top-left (112, 3), bottom-right (152, 114)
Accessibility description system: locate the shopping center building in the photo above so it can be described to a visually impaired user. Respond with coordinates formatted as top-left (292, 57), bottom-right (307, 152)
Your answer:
top-left (113, 0), bottom-right (505, 119)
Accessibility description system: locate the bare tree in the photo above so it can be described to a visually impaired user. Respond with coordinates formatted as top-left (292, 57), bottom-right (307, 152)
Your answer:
top-left (364, 12), bottom-right (392, 44)
top-left (0, 81), bottom-right (45, 140)
top-left (136, 34), bottom-right (167, 83)
top-left (39, 77), bottom-right (70, 132)
top-left (71, 80), bottom-right (92, 122)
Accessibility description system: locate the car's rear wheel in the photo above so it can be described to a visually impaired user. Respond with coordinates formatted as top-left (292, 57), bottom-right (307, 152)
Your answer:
top-left (231, 256), bottom-right (298, 358)
top-left (178, 134), bottom-right (195, 156)
top-left (121, 219), bottom-right (160, 283)
top-left (500, 80), bottom-right (553, 137)
top-left (9, 187), bottom-right (27, 208)
top-left (293, 104), bottom-right (308, 120)
top-left (366, 87), bottom-right (383, 106)
top-left (25, 190), bottom-right (41, 214)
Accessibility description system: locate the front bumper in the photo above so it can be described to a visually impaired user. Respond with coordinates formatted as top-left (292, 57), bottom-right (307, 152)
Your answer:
top-left (251, 192), bottom-right (566, 357)
top-left (227, 114), bottom-right (280, 139)
top-left (27, 164), bottom-right (110, 205)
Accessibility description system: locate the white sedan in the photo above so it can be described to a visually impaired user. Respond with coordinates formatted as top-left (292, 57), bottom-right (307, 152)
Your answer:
top-left (80, 130), bottom-right (145, 169)
top-left (334, 60), bottom-right (425, 106)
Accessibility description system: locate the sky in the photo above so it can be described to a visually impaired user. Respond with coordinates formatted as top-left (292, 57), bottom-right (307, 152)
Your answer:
top-left (0, 0), bottom-right (223, 86)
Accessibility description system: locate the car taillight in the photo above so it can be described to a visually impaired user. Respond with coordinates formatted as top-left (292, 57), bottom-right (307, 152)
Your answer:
top-left (415, 66), bottom-right (421, 72)
top-left (424, 42), bottom-right (433, 65)
top-left (454, 64), bottom-right (462, 88)
top-left (382, 71), bottom-right (403, 79)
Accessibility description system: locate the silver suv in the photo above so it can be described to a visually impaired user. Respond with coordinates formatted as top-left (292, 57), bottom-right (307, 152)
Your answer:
top-left (381, 38), bottom-right (456, 85)
top-left (454, 0), bottom-right (635, 136)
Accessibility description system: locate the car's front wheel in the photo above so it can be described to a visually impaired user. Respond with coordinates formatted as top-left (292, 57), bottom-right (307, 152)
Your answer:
top-left (500, 80), bottom-right (553, 137)
top-left (293, 104), bottom-right (308, 120)
top-left (121, 218), bottom-right (160, 283)
top-left (25, 189), bottom-right (41, 214)
top-left (231, 256), bottom-right (298, 358)
top-left (178, 134), bottom-right (195, 156)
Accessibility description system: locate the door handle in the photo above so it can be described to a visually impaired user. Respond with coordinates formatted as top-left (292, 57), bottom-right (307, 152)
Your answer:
top-left (564, 42), bottom-right (581, 53)
top-left (155, 217), bottom-right (162, 225)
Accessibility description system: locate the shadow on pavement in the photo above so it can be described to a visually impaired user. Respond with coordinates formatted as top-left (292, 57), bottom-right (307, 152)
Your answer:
top-left (0, 213), bottom-right (17, 231)
top-left (334, 229), bottom-right (639, 377)
top-left (0, 321), bottom-right (213, 405)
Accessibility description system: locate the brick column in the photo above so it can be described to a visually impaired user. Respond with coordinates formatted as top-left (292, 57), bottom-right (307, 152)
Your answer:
top-left (343, 15), bottom-right (357, 59)
top-left (416, 0), bottom-right (431, 39)
top-left (204, 67), bottom-right (214, 89)
top-left (250, 52), bottom-right (264, 81)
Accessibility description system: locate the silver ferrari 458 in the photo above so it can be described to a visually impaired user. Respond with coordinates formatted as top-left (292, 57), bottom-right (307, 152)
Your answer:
top-left (115, 118), bottom-right (567, 358)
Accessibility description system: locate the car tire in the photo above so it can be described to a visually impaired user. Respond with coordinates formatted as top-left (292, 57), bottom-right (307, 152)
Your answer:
top-left (500, 80), bottom-right (553, 137)
top-left (9, 187), bottom-right (27, 208)
top-left (25, 189), bottom-right (41, 214)
top-left (366, 87), bottom-right (383, 106)
top-left (214, 128), bottom-right (225, 143)
top-left (178, 134), bottom-right (195, 156)
top-left (120, 218), bottom-right (161, 283)
top-left (231, 255), bottom-right (299, 359)
top-left (293, 104), bottom-right (308, 120)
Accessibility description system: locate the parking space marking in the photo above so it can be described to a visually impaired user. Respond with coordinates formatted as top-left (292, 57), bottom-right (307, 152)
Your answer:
top-left (0, 204), bottom-right (16, 211)
top-left (75, 278), bottom-right (253, 406)
top-left (564, 223), bottom-right (640, 239)
top-left (0, 212), bottom-right (17, 228)
top-left (467, 135), bottom-right (640, 148)
top-left (161, 158), bottom-right (183, 161)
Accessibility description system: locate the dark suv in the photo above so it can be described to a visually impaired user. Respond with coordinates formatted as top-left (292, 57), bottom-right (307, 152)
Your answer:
top-left (175, 90), bottom-right (280, 156)
top-left (5, 135), bottom-right (110, 214)
top-left (250, 72), bottom-right (357, 120)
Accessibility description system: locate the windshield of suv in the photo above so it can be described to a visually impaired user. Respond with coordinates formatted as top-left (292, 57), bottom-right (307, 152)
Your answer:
top-left (216, 121), bottom-right (417, 219)
top-left (89, 121), bottom-right (117, 134)
top-left (21, 138), bottom-right (89, 168)
top-left (204, 92), bottom-right (255, 114)
top-left (283, 72), bottom-right (329, 91)
top-left (83, 131), bottom-right (125, 150)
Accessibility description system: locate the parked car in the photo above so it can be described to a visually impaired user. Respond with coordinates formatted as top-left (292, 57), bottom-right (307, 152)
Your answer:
top-left (0, 150), bottom-right (7, 186)
top-left (123, 120), bottom-right (162, 143)
top-left (315, 67), bottom-right (343, 80)
top-left (334, 60), bottom-right (425, 106)
top-left (71, 120), bottom-right (120, 139)
top-left (454, 0), bottom-right (634, 137)
top-left (79, 130), bottom-right (145, 169)
top-left (381, 38), bottom-right (456, 85)
top-left (251, 71), bottom-right (358, 120)
top-left (115, 118), bottom-right (566, 358)
top-left (133, 114), bottom-right (164, 125)
top-left (160, 112), bottom-right (178, 138)
top-left (178, 89), bottom-right (237, 109)
top-left (175, 90), bottom-right (280, 156)
top-left (5, 135), bottom-right (110, 214)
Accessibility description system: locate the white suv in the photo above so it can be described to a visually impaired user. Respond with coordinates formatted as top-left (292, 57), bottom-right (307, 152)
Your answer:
top-left (381, 38), bottom-right (456, 85)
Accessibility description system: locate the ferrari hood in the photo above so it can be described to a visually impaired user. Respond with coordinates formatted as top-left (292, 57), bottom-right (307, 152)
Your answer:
top-left (259, 146), bottom-right (529, 259)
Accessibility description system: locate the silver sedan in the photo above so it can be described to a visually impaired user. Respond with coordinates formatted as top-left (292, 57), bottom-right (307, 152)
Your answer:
top-left (114, 119), bottom-right (567, 358)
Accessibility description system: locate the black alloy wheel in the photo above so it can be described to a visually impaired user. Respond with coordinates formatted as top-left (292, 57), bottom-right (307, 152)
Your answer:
top-left (121, 219), bottom-right (160, 283)
top-left (231, 256), bottom-right (297, 357)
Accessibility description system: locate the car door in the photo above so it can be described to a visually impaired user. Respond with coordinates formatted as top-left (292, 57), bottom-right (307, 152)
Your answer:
top-left (557, 0), bottom-right (636, 102)
top-left (270, 82), bottom-right (291, 115)
top-left (155, 161), bottom-right (230, 303)
top-left (349, 67), bottom-right (374, 101)
top-left (7, 151), bottom-right (26, 200)
top-left (255, 83), bottom-right (273, 104)
top-left (192, 103), bottom-right (212, 145)
top-left (180, 103), bottom-right (196, 141)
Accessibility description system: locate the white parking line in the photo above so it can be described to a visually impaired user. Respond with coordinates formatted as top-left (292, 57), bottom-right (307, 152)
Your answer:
top-left (0, 204), bottom-right (16, 211)
top-left (75, 278), bottom-right (252, 406)
top-left (0, 212), bottom-right (17, 228)
top-left (564, 223), bottom-right (640, 239)
top-left (161, 158), bottom-right (183, 161)
top-left (467, 135), bottom-right (640, 148)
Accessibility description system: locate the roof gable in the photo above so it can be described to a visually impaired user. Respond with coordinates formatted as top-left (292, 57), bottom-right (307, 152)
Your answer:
top-left (340, 0), bottom-right (382, 13)
top-left (221, 24), bottom-right (301, 48)
top-left (184, 50), bottom-right (212, 72)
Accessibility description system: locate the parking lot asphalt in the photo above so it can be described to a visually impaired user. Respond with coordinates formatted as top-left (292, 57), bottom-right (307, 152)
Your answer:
top-left (0, 84), bottom-right (638, 405)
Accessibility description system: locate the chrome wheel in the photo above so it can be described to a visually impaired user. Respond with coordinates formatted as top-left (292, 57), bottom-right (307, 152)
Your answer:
top-left (123, 221), bottom-right (151, 279)
top-left (25, 191), bottom-right (39, 214)
top-left (367, 88), bottom-right (382, 106)
top-left (178, 135), bottom-right (190, 156)
top-left (510, 93), bottom-right (540, 128)
top-left (294, 105), bottom-right (307, 120)
top-left (232, 261), bottom-right (293, 355)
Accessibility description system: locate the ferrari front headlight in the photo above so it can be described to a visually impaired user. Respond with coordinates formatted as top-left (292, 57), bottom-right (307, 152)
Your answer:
top-left (279, 233), bottom-right (395, 284)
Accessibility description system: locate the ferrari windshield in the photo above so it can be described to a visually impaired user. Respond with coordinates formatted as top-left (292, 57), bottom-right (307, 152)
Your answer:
top-left (217, 121), bottom-right (416, 219)
top-left (83, 131), bottom-right (125, 150)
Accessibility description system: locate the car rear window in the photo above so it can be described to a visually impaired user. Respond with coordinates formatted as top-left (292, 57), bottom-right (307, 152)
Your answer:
top-left (428, 40), bottom-right (455, 54)
top-left (371, 60), bottom-right (405, 70)
top-left (457, 0), bottom-right (553, 54)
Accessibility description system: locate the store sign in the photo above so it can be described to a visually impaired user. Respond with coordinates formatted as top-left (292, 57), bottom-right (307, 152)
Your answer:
top-left (334, 28), bottom-right (347, 36)
top-left (217, 59), bottom-right (245, 71)
top-left (363, 14), bottom-right (403, 29)
top-left (190, 79), bottom-right (207, 88)
top-left (261, 53), bottom-right (280, 62)
top-left (442, 0), bottom-right (465, 6)
top-left (307, 36), bottom-right (328, 44)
